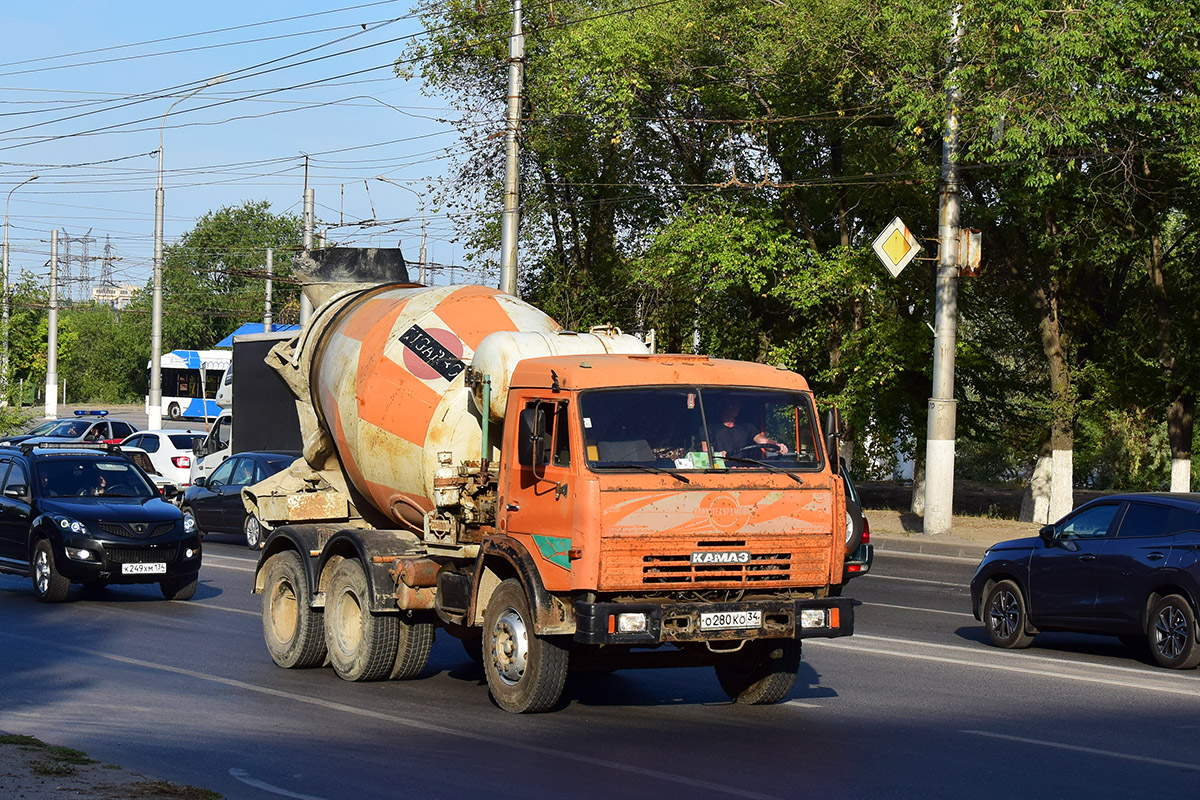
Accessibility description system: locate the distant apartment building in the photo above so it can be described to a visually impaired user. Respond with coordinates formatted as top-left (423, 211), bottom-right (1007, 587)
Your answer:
top-left (92, 284), bottom-right (138, 309)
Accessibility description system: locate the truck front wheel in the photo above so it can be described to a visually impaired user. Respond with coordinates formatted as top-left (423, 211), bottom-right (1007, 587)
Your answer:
top-left (324, 558), bottom-right (399, 681)
top-left (714, 639), bottom-right (801, 705)
top-left (261, 550), bottom-right (327, 669)
top-left (483, 579), bottom-right (568, 713)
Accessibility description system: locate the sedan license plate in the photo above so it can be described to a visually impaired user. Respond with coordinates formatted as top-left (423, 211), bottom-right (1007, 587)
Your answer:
top-left (700, 610), bottom-right (762, 631)
top-left (122, 563), bottom-right (166, 575)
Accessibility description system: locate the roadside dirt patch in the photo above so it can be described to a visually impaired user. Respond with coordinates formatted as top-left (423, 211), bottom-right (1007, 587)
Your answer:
top-left (0, 734), bottom-right (222, 800)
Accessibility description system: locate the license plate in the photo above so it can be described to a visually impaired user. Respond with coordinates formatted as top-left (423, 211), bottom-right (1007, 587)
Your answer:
top-left (122, 563), bottom-right (166, 575)
top-left (700, 610), bottom-right (762, 631)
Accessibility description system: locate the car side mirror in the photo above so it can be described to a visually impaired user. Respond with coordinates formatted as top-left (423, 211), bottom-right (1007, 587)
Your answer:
top-left (192, 476), bottom-right (207, 488)
top-left (5, 485), bottom-right (27, 498)
top-left (160, 484), bottom-right (179, 499)
top-left (1039, 524), bottom-right (1055, 542)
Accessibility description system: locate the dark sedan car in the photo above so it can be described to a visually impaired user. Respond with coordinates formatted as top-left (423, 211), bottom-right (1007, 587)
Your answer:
top-left (971, 493), bottom-right (1200, 669)
top-left (181, 451), bottom-right (296, 548)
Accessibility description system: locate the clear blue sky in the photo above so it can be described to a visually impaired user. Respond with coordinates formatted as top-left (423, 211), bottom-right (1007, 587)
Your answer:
top-left (0, 1), bottom-right (480, 299)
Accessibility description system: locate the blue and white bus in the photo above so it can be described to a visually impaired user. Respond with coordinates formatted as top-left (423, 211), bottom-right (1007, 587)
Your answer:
top-left (146, 349), bottom-right (231, 421)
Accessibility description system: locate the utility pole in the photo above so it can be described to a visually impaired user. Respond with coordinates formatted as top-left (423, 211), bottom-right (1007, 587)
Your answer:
top-left (300, 187), bottom-right (314, 324)
top-left (264, 247), bottom-right (273, 333)
top-left (498, 0), bottom-right (524, 296)
top-left (3, 174), bottom-right (38, 405)
top-left (45, 231), bottom-right (58, 420)
top-left (922, 6), bottom-right (965, 535)
top-left (419, 224), bottom-right (427, 285)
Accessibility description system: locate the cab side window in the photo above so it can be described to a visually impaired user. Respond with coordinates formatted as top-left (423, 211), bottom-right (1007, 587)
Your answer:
top-left (517, 401), bottom-right (570, 468)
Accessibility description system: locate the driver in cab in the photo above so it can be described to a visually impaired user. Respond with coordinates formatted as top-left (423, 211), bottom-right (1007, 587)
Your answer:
top-left (711, 398), bottom-right (789, 457)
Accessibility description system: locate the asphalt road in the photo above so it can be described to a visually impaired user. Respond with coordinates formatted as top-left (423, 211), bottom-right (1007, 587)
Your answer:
top-left (2, 541), bottom-right (1199, 800)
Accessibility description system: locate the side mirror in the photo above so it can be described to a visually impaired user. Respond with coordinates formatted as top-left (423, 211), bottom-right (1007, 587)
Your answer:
top-left (1039, 524), bottom-right (1055, 542)
top-left (160, 484), bottom-right (179, 499)
top-left (824, 407), bottom-right (842, 474)
top-left (5, 485), bottom-right (27, 499)
top-left (192, 476), bottom-right (208, 488)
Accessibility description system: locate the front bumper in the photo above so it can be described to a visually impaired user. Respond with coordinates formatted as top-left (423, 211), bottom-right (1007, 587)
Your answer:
top-left (54, 533), bottom-right (202, 584)
top-left (574, 596), bottom-right (855, 645)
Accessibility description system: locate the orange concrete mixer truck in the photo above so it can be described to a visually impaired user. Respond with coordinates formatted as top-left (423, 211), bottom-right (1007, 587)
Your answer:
top-left (247, 248), bottom-right (856, 713)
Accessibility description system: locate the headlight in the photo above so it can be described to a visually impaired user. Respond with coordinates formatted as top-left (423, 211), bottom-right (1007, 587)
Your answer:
top-left (616, 613), bottom-right (648, 633)
top-left (53, 516), bottom-right (86, 534)
top-left (183, 514), bottom-right (196, 534)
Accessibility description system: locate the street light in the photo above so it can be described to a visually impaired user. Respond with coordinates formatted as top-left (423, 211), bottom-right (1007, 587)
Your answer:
top-left (149, 75), bottom-right (224, 430)
top-left (2, 174), bottom-right (38, 405)
top-left (373, 176), bottom-right (427, 284)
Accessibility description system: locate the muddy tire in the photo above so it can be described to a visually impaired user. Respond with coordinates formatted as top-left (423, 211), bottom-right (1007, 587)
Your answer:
top-left (388, 614), bottom-right (436, 680)
top-left (483, 579), bottom-right (569, 713)
top-left (714, 639), bottom-right (800, 705)
top-left (32, 540), bottom-right (70, 603)
top-left (261, 550), bottom-right (326, 669)
top-left (324, 558), bottom-right (398, 681)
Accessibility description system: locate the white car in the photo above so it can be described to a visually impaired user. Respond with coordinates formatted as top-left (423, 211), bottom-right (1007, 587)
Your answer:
top-left (120, 429), bottom-right (206, 488)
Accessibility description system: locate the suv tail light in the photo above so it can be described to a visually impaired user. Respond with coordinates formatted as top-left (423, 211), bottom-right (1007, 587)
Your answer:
top-left (861, 517), bottom-right (870, 544)
top-left (171, 456), bottom-right (191, 468)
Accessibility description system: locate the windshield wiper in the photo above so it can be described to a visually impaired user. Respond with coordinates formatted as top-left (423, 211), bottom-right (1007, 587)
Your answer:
top-left (598, 463), bottom-right (690, 484)
top-left (719, 456), bottom-right (804, 484)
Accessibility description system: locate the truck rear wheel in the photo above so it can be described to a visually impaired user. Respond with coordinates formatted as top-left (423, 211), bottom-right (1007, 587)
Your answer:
top-left (714, 639), bottom-right (801, 705)
top-left (325, 558), bottom-right (399, 681)
top-left (388, 614), bottom-right (436, 680)
top-left (261, 550), bottom-right (326, 669)
top-left (483, 579), bottom-right (568, 713)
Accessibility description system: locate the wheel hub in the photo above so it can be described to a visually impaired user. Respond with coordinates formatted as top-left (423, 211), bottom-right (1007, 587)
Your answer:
top-left (492, 607), bottom-right (528, 686)
top-left (989, 590), bottom-right (1019, 639)
top-left (34, 550), bottom-right (49, 595)
top-left (1155, 606), bottom-right (1188, 659)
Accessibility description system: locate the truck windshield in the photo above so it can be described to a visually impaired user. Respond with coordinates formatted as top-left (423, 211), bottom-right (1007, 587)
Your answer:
top-left (579, 387), bottom-right (824, 472)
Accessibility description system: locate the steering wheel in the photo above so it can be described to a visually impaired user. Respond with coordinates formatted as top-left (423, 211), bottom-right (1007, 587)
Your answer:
top-left (732, 442), bottom-right (783, 456)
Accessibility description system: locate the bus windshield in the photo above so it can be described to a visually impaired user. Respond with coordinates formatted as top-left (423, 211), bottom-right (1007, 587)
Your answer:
top-left (579, 387), bottom-right (824, 472)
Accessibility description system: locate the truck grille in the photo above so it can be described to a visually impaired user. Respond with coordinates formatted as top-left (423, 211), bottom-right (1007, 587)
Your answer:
top-left (103, 543), bottom-right (179, 564)
top-left (641, 551), bottom-right (792, 585)
top-left (598, 535), bottom-right (831, 590)
top-left (99, 521), bottom-right (175, 539)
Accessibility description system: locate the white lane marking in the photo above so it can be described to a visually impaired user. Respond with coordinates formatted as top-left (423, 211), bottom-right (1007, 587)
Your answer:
top-left (204, 554), bottom-right (259, 564)
top-left (0, 633), bottom-right (784, 800)
top-left (850, 632), bottom-right (1200, 682)
top-left (169, 600), bottom-right (258, 616)
top-left (875, 549), bottom-right (981, 565)
top-left (784, 700), bottom-right (820, 708)
top-left (229, 768), bottom-right (329, 800)
top-left (811, 637), bottom-right (1200, 697)
top-left (864, 574), bottom-right (965, 588)
top-left (962, 730), bottom-right (1200, 771)
top-left (864, 602), bottom-right (973, 618)
top-left (202, 562), bottom-right (255, 573)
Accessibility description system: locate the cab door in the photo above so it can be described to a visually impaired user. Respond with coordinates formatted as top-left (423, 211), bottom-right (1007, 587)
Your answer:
top-left (500, 398), bottom-right (576, 588)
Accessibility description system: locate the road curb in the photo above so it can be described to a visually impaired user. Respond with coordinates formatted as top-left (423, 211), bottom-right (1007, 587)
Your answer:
top-left (870, 532), bottom-right (990, 560)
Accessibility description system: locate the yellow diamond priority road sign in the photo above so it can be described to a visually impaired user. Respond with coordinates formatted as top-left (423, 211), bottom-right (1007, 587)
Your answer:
top-left (872, 217), bottom-right (921, 277)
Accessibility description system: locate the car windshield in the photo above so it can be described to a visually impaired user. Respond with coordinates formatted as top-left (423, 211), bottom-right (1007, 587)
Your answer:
top-left (37, 459), bottom-right (157, 498)
top-left (23, 420), bottom-right (60, 436)
top-left (579, 387), bottom-right (824, 472)
top-left (43, 420), bottom-right (89, 438)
